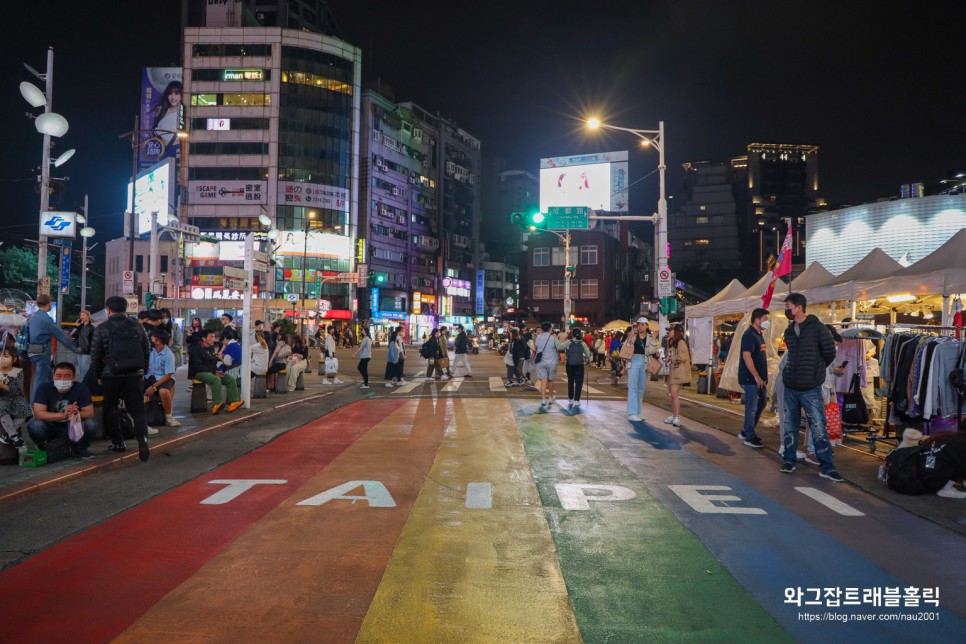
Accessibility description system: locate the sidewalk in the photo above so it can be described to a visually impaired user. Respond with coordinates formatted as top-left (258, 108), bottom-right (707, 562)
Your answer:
top-left (639, 376), bottom-right (966, 537)
top-left (0, 360), bottom-right (350, 505)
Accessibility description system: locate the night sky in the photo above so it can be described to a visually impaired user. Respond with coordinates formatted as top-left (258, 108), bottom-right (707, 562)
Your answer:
top-left (2, 1), bottom-right (963, 254)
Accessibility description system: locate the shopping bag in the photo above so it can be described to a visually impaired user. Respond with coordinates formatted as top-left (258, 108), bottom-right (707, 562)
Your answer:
top-left (646, 356), bottom-right (663, 375)
top-left (324, 357), bottom-right (339, 375)
top-left (825, 402), bottom-right (843, 443)
top-left (842, 374), bottom-right (869, 425)
top-left (68, 413), bottom-right (84, 442)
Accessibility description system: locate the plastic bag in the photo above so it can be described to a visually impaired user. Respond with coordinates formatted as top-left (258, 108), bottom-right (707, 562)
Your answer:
top-left (325, 357), bottom-right (339, 375)
top-left (68, 412), bottom-right (84, 442)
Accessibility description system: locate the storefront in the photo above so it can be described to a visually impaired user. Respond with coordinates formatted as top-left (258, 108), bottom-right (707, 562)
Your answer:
top-left (408, 314), bottom-right (436, 345)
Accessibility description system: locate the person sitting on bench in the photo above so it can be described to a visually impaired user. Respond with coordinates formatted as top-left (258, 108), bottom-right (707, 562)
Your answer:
top-left (143, 329), bottom-right (181, 427)
top-left (189, 329), bottom-right (242, 415)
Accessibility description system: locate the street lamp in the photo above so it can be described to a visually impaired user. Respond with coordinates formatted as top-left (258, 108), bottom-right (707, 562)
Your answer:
top-left (586, 116), bottom-right (668, 338)
top-left (75, 200), bottom-right (96, 312)
top-left (21, 47), bottom-right (75, 292)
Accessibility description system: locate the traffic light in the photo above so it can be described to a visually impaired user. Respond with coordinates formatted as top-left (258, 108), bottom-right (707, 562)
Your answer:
top-left (144, 292), bottom-right (155, 310)
top-left (368, 272), bottom-right (386, 285)
top-left (510, 210), bottom-right (547, 231)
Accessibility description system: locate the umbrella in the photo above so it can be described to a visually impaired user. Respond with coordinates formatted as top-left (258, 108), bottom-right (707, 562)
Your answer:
top-left (602, 319), bottom-right (632, 331)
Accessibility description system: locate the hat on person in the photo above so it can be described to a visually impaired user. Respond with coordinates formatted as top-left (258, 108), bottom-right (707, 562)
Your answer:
top-left (635, 317), bottom-right (648, 324)
top-left (899, 428), bottom-right (923, 449)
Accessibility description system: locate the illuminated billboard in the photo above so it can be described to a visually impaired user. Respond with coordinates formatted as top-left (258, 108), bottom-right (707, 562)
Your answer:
top-left (540, 151), bottom-right (628, 213)
top-left (139, 67), bottom-right (184, 171)
top-left (276, 231), bottom-right (353, 260)
top-left (127, 158), bottom-right (176, 235)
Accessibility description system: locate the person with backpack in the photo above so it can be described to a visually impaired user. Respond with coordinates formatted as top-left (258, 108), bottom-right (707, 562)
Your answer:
top-left (565, 328), bottom-right (593, 408)
top-left (25, 294), bottom-right (78, 405)
top-left (452, 324), bottom-right (473, 377)
top-left (91, 296), bottom-right (152, 462)
top-left (422, 328), bottom-right (445, 380)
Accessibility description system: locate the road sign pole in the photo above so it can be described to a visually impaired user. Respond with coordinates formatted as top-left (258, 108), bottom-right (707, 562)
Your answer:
top-left (241, 233), bottom-right (254, 409)
top-left (563, 229), bottom-right (572, 325)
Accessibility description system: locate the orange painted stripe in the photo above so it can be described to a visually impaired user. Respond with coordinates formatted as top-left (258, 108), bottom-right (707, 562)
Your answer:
top-left (115, 396), bottom-right (457, 643)
top-left (0, 399), bottom-right (404, 643)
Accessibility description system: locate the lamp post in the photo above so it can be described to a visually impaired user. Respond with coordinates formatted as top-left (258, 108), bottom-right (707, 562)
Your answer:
top-left (75, 194), bottom-right (96, 311)
top-left (587, 117), bottom-right (667, 338)
top-left (301, 211), bottom-right (317, 336)
top-left (533, 226), bottom-right (574, 326)
top-left (21, 47), bottom-right (75, 291)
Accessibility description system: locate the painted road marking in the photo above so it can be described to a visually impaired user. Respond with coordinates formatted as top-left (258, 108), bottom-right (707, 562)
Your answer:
top-left (464, 481), bottom-right (492, 509)
top-left (201, 479), bottom-right (288, 505)
top-left (794, 487), bottom-right (865, 516)
top-left (391, 380), bottom-right (422, 394)
top-left (514, 400), bottom-right (787, 641)
top-left (555, 483), bottom-right (636, 510)
top-left (358, 398), bottom-right (580, 641)
top-left (441, 376), bottom-right (463, 392)
top-left (295, 480), bottom-right (397, 507)
top-left (668, 485), bottom-right (768, 515)
top-left (489, 376), bottom-right (506, 391)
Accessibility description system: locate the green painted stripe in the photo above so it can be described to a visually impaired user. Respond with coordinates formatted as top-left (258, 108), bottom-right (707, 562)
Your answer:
top-left (513, 402), bottom-right (790, 643)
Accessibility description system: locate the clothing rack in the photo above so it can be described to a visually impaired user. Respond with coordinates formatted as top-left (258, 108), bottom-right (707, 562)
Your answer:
top-left (888, 324), bottom-right (962, 337)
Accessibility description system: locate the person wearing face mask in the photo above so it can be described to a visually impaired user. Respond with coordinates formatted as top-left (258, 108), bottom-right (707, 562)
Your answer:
top-left (71, 310), bottom-right (95, 382)
top-left (27, 362), bottom-right (97, 459)
top-left (780, 293), bottom-right (840, 481)
top-left (0, 347), bottom-right (30, 448)
top-left (738, 308), bottom-right (771, 448)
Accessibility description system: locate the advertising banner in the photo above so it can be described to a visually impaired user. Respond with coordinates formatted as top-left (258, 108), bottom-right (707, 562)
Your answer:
top-left (188, 181), bottom-right (266, 205)
top-left (540, 150), bottom-right (628, 213)
top-left (476, 270), bottom-right (485, 315)
top-left (275, 231), bottom-right (353, 260)
top-left (277, 181), bottom-right (349, 211)
top-left (139, 68), bottom-right (184, 171)
top-left (58, 243), bottom-right (72, 295)
top-left (127, 159), bottom-right (176, 235)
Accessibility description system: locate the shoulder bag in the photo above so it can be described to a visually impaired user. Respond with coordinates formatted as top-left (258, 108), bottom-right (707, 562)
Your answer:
top-left (534, 335), bottom-right (550, 364)
top-left (619, 334), bottom-right (636, 360)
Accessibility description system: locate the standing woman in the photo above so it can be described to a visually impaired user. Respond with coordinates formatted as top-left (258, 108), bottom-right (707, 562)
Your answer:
top-left (185, 318), bottom-right (204, 349)
top-left (625, 318), bottom-right (659, 422)
top-left (664, 324), bottom-right (692, 427)
top-left (385, 328), bottom-right (400, 387)
top-left (394, 326), bottom-right (408, 385)
top-left (353, 327), bottom-right (372, 389)
top-left (503, 328), bottom-right (524, 387)
top-left (564, 328), bottom-right (592, 408)
top-left (71, 310), bottom-right (96, 382)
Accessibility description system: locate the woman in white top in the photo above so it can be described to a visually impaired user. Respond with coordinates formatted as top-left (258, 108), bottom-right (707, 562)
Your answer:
top-left (322, 326), bottom-right (344, 385)
top-left (534, 322), bottom-right (566, 407)
top-left (251, 331), bottom-right (269, 377)
top-left (352, 328), bottom-right (372, 388)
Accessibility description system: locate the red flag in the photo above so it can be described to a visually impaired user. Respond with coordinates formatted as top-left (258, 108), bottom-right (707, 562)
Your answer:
top-left (761, 221), bottom-right (793, 308)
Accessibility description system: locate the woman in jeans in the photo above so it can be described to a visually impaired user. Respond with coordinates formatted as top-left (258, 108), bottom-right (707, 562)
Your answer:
top-left (625, 318), bottom-right (658, 421)
top-left (565, 328), bottom-right (592, 408)
top-left (353, 327), bottom-right (372, 389)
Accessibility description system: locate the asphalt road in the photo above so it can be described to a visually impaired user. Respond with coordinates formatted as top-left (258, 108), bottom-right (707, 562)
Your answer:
top-left (1, 348), bottom-right (963, 642)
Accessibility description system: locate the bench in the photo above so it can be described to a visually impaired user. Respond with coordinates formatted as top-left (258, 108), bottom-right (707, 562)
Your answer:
top-left (190, 380), bottom-right (209, 412)
top-left (318, 359), bottom-right (326, 376)
top-left (273, 369), bottom-right (288, 394)
top-left (295, 371), bottom-right (305, 391)
top-left (253, 373), bottom-right (267, 399)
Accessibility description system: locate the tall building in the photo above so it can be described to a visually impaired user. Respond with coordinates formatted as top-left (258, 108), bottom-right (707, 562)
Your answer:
top-left (669, 143), bottom-right (826, 286)
top-left (180, 21), bottom-right (362, 323)
top-left (182, 0), bottom-right (342, 36)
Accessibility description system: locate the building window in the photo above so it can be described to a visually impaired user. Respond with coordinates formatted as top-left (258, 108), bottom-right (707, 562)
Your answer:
top-left (551, 280), bottom-right (565, 300)
top-left (532, 280), bottom-right (549, 299)
top-left (551, 247), bottom-right (578, 266)
top-left (533, 247), bottom-right (550, 267)
top-left (579, 245), bottom-right (598, 265)
top-left (696, 216), bottom-right (709, 224)
top-left (135, 255), bottom-right (144, 272)
top-left (160, 256), bottom-right (169, 273)
top-left (695, 239), bottom-right (711, 246)
top-left (580, 279), bottom-right (599, 300)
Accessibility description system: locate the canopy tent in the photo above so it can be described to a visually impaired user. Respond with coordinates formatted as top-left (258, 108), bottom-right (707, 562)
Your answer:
top-left (763, 261), bottom-right (835, 311)
top-left (602, 319), bottom-right (632, 331)
top-left (721, 271), bottom-right (785, 316)
top-left (803, 248), bottom-right (904, 305)
top-left (685, 279), bottom-right (747, 318)
top-left (864, 228), bottom-right (966, 301)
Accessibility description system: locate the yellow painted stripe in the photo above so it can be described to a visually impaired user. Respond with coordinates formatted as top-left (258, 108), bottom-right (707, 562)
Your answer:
top-left (357, 398), bottom-right (581, 643)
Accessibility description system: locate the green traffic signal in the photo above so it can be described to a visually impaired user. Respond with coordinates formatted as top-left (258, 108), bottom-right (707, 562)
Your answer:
top-left (510, 210), bottom-right (548, 230)
top-left (531, 212), bottom-right (545, 225)
top-left (376, 274), bottom-right (386, 283)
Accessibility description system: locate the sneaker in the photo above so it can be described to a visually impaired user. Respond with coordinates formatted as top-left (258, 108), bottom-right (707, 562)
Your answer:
top-left (321, 380), bottom-right (332, 385)
top-left (937, 483), bottom-right (966, 498)
top-left (803, 454), bottom-right (820, 466)
top-left (359, 384), bottom-right (370, 389)
top-left (540, 401), bottom-right (548, 407)
top-left (548, 395), bottom-right (556, 403)
top-left (744, 437), bottom-right (764, 448)
top-left (385, 383), bottom-right (395, 388)
top-left (146, 427), bottom-right (159, 436)
top-left (137, 436), bottom-right (150, 462)
top-left (664, 415), bottom-right (676, 424)
top-left (75, 446), bottom-right (94, 459)
top-left (628, 414), bottom-right (643, 422)
top-left (820, 470), bottom-right (844, 483)
top-left (671, 417), bottom-right (681, 427)
top-left (505, 381), bottom-right (514, 387)
top-left (212, 402), bottom-right (225, 415)
top-left (796, 451), bottom-right (807, 460)
top-left (0, 434), bottom-right (11, 446)
top-left (736, 432), bottom-right (747, 440)
top-left (165, 415), bottom-right (182, 427)
top-left (226, 401), bottom-right (244, 412)
top-left (573, 401), bottom-right (581, 408)
top-left (333, 379), bottom-right (344, 384)
top-left (465, 374), bottom-right (473, 378)
top-left (398, 380), bottom-right (407, 385)
top-left (780, 463), bottom-right (796, 474)
top-left (568, 400), bottom-right (574, 406)
top-left (108, 442), bottom-right (127, 453)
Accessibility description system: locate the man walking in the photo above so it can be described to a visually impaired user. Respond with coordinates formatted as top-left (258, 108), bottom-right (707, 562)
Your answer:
top-left (25, 294), bottom-right (78, 404)
top-left (452, 324), bottom-right (473, 377)
top-left (91, 296), bottom-right (152, 462)
top-left (738, 308), bottom-right (770, 449)
top-left (780, 293), bottom-right (842, 481)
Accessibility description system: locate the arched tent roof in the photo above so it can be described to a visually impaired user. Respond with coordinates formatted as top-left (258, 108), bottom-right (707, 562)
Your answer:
top-left (864, 228), bottom-right (966, 299)
top-left (804, 248), bottom-right (903, 304)
top-left (765, 261), bottom-right (835, 310)
top-left (713, 271), bottom-right (785, 317)
top-left (685, 279), bottom-right (747, 318)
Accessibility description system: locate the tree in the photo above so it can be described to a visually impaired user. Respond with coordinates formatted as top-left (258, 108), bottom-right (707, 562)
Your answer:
top-left (0, 246), bottom-right (104, 318)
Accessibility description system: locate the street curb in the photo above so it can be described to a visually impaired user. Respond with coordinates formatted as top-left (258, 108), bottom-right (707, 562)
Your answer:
top-left (0, 392), bottom-right (333, 507)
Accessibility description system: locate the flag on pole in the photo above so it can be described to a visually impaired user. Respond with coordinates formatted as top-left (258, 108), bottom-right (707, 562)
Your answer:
top-left (761, 221), bottom-right (793, 308)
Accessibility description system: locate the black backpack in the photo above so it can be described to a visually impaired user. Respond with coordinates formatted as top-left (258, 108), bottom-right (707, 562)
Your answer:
top-left (108, 319), bottom-right (146, 374)
top-left (566, 340), bottom-right (585, 366)
top-left (885, 446), bottom-right (927, 496)
top-left (419, 342), bottom-right (432, 359)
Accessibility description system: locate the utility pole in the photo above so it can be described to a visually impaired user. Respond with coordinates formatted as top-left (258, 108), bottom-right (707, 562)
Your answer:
top-left (37, 48), bottom-right (55, 288)
top-left (128, 114), bottom-right (139, 272)
top-left (80, 194), bottom-right (88, 310)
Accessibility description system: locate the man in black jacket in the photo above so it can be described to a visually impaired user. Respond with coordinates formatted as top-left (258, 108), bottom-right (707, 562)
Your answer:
top-left (91, 296), bottom-right (151, 462)
top-left (452, 324), bottom-right (472, 377)
top-left (781, 293), bottom-right (841, 481)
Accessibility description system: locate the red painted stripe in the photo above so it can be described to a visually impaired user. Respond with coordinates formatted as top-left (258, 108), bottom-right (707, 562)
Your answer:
top-left (0, 399), bottom-right (406, 644)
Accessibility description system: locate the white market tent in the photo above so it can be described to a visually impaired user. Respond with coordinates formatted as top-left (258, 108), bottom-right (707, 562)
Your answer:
top-left (685, 279), bottom-right (747, 318)
top-left (864, 228), bottom-right (966, 301)
top-left (803, 248), bottom-right (904, 305)
top-left (727, 271), bottom-right (786, 316)
top-left (763, 261), bottom-right (835, 311)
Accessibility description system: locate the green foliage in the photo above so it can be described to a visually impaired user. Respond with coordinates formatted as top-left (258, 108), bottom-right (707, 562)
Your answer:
top-left (203, 318), bottom-right (224, 332)
top-left (278, 318), bottom-right (297, 335)
top-left (0, 246), bottom-right (104, 317)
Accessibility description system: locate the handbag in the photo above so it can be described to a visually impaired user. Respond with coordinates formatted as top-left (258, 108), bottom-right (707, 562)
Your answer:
top-left (438, 356), bottom-right (450, 369)
top-left (646, 355), bottom-right (663, 375)
top-left (619, 337), bottom-right (636, 360)
top-left (841, 374), bottom-right (869, 425)
top-left (825, 402), bottom-right (843, 442)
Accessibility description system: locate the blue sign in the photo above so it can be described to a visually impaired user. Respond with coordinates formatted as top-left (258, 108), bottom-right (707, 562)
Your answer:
top-left (371, 287), bottom-right (380, 319)
top-left (59, 243), bottom-right (72, 295)
top-left (475, 270), bottom-right (485, 316)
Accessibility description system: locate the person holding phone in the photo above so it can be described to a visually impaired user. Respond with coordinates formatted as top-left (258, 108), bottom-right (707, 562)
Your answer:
top-left (738, 308), bottom-right (770, 448)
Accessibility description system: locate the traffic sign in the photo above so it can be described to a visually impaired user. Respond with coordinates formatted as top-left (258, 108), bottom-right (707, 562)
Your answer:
top-left (122, 271), bottom-right (136, 296)
top-left (223, 277), bottom-right (249, 291)
top-left (657, 269), bottom-right (674, 297)
top-left (125, 296), bottom-right (139, 314)
top-left (547, 206), bottom-right (589, 230)
top-left (38, 275), bottom-right (51, 297)
top-left (223, 266), bottom-right (247, 280)
top-left (252, 260), bottom-right (270, 273)
top-left (286, 294), bottom-right (299, 303)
